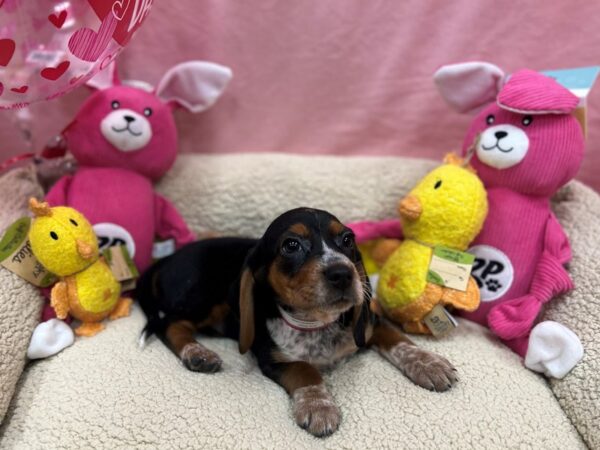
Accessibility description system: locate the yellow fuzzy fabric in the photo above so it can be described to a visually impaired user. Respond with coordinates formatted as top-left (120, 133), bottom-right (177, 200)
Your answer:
top-left (401, 164), bottom-right (488, 249)
top-left (377, 160), bottom-right (488, 315)
top-left (378, 240), bottom-right (432, 308)
top-left (29, 206), bottom-right (98, 277)
top-left (72, 260), bottom-right (120, 315)
top-left (29, 203), bottom-right (121, 322)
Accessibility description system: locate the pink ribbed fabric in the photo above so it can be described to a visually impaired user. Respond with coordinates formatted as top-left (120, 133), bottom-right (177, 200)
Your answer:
top-left (498, 69), bottom-right (579, 114)
top-left (460, 70), bottom-right (585, 356)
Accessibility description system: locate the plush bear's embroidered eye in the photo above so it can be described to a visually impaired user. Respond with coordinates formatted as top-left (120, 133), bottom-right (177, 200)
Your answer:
top-left (69, 219), bottom-right (78, 227)
top-left (144, 108), bottom-right (152, 117)
top-left (522, 115), bottom-right (533, 126)
top-left (434, 180), bottom-right (443, 189)
top-left (111, 100), bottom-right (120, 110)
top-left (486, 114), bottom-right (495, 125)
top-left (50, 231), bottom-right (58, 240)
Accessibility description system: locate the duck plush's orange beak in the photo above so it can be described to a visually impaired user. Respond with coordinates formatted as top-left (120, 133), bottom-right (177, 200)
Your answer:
top-left (76, 240), bottom-right (95, 260)
top-left (398, 195), bottom-right (422, 221)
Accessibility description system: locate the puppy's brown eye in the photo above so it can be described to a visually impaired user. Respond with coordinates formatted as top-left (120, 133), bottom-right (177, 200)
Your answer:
top-left (342, 234), bottom-right (354, 248)
top-left (283, 238), bottom-right (300, 254)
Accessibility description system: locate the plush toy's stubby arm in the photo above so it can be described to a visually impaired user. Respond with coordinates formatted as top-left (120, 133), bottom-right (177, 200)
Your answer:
top-left (50, 281), bottom-right (70, 319)
top-left (44, 175), bottom-right (73, 206)
top-left (487, 213), bottom-right (574, 341)
top-left (153, 193), bottom-right (196, 248)
top-left (348, 219), bottom-right (403, 244)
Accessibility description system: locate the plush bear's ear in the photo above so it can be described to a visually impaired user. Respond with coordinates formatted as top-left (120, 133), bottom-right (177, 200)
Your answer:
top-left (155, 61), bottom-right (233, 113)
top-left (434, 62), bottom-right (505, 114)
top-left (86, 62), bottom-right (120, 91)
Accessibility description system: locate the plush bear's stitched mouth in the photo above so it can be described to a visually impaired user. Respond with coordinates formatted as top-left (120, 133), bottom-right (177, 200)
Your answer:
top-left (110, 125), bottom-right (143, 137)
top-left (482, 141), bottom-right (514, 153)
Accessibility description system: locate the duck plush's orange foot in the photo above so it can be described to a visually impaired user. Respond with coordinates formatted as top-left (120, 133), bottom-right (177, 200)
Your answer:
top-left (402, 321), bottom-right (431, 334)
top-left (109, 297), bottom-right (132, 320)
top-left (75, 322), bottom-right (105, 337)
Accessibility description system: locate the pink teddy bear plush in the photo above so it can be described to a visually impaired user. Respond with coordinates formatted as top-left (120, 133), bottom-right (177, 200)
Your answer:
top-left (27, 61), bottom-right (232, 359)
top-left (433, 63), bottom-right (584, 378)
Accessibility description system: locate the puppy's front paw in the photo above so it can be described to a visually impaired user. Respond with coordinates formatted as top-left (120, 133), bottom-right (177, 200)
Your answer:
top-left (180, 342), bottom-right (222, 373)
top-left (292, 384), bottom-right (340, 437)
top-left (389, 343), bottom-right (458, 392)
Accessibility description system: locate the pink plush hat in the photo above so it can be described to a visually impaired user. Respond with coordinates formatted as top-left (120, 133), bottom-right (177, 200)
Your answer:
top-left (497, 69), bottom-right (579, 115)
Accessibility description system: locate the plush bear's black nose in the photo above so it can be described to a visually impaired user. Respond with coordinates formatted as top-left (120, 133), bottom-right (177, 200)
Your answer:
top-left (324, 264), bottom-right (353, 290)
top-left (495, 131), bottom-right (507, 139)
top-left (123, 115), bottom-right (136, 123)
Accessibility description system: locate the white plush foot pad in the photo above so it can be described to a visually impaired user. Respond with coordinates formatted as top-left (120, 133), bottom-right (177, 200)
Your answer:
top-left (27, 319), bottom-right (75, 359)
top-left (525, 321), bottom-right (583, 379)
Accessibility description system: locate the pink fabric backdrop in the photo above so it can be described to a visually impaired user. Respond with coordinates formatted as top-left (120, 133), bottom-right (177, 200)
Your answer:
top-left (1, 0), bottom-right (599, 191)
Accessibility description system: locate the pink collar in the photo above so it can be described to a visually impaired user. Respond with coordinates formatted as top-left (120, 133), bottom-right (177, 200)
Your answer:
top-left (277, 306), bottom-right (338, 332)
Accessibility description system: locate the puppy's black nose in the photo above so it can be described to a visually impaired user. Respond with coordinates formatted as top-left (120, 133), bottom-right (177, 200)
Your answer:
top-left (494, 131), bottom-right (507, 139)
top-left (123, 115), bottom-right (136, 123)
top-left (324, 264), bottom-right (353, 290)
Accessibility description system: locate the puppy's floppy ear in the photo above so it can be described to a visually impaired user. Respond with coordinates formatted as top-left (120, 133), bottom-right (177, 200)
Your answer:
top-left (238, 268), bottom-right (255, 354)
top-left (238, 244), bottom-right (265, 354)
top-left (352, 252), bottom-right (372, 347)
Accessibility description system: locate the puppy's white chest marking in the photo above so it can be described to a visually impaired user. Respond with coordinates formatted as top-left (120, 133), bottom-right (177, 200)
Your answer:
top-left (267, 319), bottom-right (358, 368)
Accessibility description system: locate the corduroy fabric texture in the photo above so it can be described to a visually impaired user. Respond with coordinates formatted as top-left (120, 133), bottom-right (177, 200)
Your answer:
top-left (1, 154), bottom-right (598, 448)
top-left (498, 69), bottom-right (579, 114)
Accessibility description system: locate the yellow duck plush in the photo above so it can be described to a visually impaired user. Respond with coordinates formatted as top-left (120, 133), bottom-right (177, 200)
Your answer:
top-left (376, 154), bottom-right (488, 334)
top-left (28, 198), bottom-right (131, 337)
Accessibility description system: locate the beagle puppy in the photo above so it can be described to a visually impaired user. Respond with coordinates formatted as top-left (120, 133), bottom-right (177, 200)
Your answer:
top-left (136, 207), bottom-right (457, 437)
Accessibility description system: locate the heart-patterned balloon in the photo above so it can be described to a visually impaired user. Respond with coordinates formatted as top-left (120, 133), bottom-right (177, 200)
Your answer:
top-left (68, 13), bottom-right (118, 63)
top-left (0, 0), bottom-right (153, 108)
top-left (88, 0), bottom-right (154, 47)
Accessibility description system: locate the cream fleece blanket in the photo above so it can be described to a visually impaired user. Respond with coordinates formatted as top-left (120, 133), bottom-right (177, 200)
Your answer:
top-left (0, 167), bottom-right (44, 422)
top-left (1, 154), bottom-right (598, 448)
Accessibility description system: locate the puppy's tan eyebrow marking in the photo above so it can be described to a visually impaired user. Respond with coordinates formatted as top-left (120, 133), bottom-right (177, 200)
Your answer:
top-left (328, 220), bottom-right (345, 235)
top-left (289, 223), bottom-right (310, 237)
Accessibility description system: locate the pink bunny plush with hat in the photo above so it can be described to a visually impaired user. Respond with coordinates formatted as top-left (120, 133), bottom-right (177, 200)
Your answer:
top-left (46, 61), bottom-right (232, 273)
top-left (27, 61), bottom-right (232, 359)
top-left (434, 62), bottom-right (584, 378)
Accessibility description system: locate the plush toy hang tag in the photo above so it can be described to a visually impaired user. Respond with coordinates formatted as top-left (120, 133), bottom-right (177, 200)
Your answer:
top-left (426, 246), bottom-right (475, 292)
top-left (0, 217), bottom-right (57, 287)
top-left (540, 66), bottom-right (600, 137)
top-left (102, 245), bottom-right (139, 291)
top-left (423, 304), bottom-right (458, 338)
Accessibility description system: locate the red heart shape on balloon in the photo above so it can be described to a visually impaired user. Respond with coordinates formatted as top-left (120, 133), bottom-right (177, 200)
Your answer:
top-left (48, 10), bottom-right (67, 29)
top-left (68, 14), bottom-right (117, 62)
top-left (112, 0), bottom-right (130, 20)
top-left (0, 39), bottom-right (15, 67)
top-left (11, 85), bottom-right (28, 94)
top-left (41, 61), bottom-right (71, 81)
